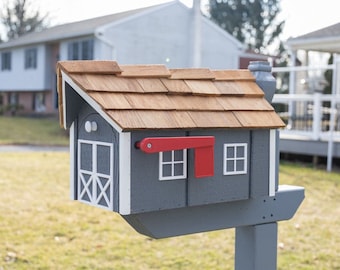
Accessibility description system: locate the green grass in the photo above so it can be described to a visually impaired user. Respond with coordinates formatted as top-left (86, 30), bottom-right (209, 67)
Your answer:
top-left (0, 152), bottom-right (339, 269)
top-left (0, 116), bottom-right (69, 146)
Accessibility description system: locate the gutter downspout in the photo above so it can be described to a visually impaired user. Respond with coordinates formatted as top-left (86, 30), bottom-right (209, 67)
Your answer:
top-left (94, 29), bottom-right (117, 60)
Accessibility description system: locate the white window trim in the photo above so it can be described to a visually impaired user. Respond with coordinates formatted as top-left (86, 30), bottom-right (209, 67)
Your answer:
top-left (223, 143), bottom-right (248, 175)
top-left (159, 149), bottom-right (187, 181)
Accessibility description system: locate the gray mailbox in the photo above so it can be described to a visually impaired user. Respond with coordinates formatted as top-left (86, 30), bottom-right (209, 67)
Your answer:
top-left (57, 60), bottom-right (304, 270)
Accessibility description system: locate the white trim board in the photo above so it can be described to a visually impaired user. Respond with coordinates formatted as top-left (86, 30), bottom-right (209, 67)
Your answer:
top-left (269, 129), bottom-right (277, 197)
top-left (119, 132), bottom-right (131, 215)
top-left (61, 71), bottom-right (123, 133)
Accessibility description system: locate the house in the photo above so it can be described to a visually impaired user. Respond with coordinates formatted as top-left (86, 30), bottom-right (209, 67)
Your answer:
top-left (0, 0), bottom-right (245, 116)
top-left (56, 58), bottom-right (293, 216)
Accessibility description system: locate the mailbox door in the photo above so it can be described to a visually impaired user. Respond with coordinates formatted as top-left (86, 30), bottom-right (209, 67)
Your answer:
top-left (129, 130), bottom-right (187, 213)
top-left (187, 130), bottom-right (250, 206)
top-left (75, 106), bottom-right (118, 211)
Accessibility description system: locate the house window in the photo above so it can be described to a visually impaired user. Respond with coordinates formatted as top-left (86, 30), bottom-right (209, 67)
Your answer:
top-left (77, 140), bottom-right (114, 210)
top-left (68, 39), bottom-right (94, 60)
top-left (223, 143), bottom-right (247, 175)
top-left (159, 149), bottom-right (187, 180)
top-left (8, 92), bottom-right (18, 106)
top-left (25, 48), bottom-right (37, 69)
top-left (1, 52), bottom-right (11, 71)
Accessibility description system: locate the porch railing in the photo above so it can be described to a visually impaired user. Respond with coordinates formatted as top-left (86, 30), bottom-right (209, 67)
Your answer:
top-left (272, 93), bottom-right (340, 141)
top-left (271, 62), bottom-right (340, 171)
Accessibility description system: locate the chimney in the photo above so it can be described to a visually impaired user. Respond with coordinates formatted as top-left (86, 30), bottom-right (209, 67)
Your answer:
top-left (248, 61), bottom-right (276, 103)
top-left (191, 0), bottom-right (201, 67)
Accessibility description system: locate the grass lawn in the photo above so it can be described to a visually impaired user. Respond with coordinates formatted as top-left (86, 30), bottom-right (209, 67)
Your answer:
top-left (0, 116), bottom-right (69, 146)
top-left (0, 152), bottom-right (339, 269)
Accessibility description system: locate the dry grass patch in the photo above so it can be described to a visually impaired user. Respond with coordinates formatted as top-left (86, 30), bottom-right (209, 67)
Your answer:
top-left (0, 153), bottom-right (339, 269)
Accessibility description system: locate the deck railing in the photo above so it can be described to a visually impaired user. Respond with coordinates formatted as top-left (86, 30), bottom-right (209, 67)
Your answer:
top-left (271, 62), bottom-right (340, 171)
top-left (272, 93), bottom-right (340, 141)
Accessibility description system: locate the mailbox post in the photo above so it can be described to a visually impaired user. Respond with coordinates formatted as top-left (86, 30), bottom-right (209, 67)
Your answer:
top-left (57, 60), bottom-right (304, 270)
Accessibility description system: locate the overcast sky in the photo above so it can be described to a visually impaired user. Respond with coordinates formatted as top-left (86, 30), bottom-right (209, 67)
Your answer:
top-left (1, 0), bottom-right (340, 40)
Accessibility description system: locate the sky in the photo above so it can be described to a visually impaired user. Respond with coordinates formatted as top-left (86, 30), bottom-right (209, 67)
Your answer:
top-left (1, 0), bottom-right (340, 40)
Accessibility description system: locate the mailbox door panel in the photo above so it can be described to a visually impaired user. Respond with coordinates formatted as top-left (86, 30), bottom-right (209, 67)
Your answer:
top-left (130, 131), bottom-right (187, 213)
top-left (76, 106), bottom-right (119, 211)
top-left (188, 130), bottom-right (250, 206)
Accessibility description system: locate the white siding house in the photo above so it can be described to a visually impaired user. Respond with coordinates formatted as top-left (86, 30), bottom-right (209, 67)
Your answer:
top-left (0, 0), bottom-right (245, 115)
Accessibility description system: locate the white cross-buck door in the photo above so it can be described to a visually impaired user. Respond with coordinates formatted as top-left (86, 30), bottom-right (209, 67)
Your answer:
top-left (77, 139), bottom-right (114, 210)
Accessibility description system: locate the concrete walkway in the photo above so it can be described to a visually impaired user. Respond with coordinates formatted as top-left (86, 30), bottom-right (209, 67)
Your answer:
top-left (0, 145), bottom-right (69, 152)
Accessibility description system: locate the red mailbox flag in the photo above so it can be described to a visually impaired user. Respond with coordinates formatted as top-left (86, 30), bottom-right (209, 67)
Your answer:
top-left (136, 136), bottom-right (215, 178)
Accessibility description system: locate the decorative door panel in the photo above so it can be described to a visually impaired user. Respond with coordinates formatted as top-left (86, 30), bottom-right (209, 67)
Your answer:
top-left (78, 139), bottom-right (114, 210)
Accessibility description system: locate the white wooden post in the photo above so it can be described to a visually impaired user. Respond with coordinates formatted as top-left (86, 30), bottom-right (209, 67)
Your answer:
top-left (288, 50), bottom-right (297, 129)
top-left (312, 92), bottom-right (322, 140)
top-left (327, 54), bottom-right (338, 171)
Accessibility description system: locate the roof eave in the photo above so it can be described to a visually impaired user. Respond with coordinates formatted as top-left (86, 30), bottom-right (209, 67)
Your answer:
top-left (286, 36), bottom-right (340, 53)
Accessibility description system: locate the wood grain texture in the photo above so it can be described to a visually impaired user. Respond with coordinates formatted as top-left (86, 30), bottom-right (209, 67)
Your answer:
top-left (216, 97), bottom-right (274, 111)
top-left (56, 67), bottom-right (64, 127)
top-left (136, 78), bottom-right (168, 93)
top-left (188, 111), bottom-right (241, 128)
top-left (185, 80), bottom-right (220, 95)
top-left (58, 60), bottom-right (121, 74)
top-left (124, 94), bottom-right (174, 110)
top-left (170, 68), bottom-right (215, 79)
top-left (237, 81), bottom-right (264, 97)
top-left (119, 65), bottom-right (171, 77)
top-left (160, 78), bottom-right (192, 94)
top-left (88, 93), bottom-right (132, 109)
top-left (233, 111), bottom-right (285, 128)
top-left (169, 95), bottom-right (224, 111)
top-left (57, 60), bottom-right (285, 130)
top-left (212, 70), bottom-right (255, 81)
top-left (72, 74), bottom-right (144, 92)
top-left (107, 110), bottom-right (196, 129)
top-left (213, 81), bottom-right (245, 95)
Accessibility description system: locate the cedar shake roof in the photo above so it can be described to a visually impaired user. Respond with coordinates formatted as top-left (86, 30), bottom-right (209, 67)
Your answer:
top-left (57, 61), bottom-right (285, 131)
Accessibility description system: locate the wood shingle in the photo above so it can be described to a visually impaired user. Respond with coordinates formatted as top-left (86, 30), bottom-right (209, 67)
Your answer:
top-left (57, 60), bottom-right (285, 130)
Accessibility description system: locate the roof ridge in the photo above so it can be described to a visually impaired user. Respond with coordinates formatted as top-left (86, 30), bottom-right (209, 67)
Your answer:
top-left (57, 60), bottom-right (122, 74)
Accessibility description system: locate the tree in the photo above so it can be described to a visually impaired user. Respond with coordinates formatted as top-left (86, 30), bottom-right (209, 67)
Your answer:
top-left (0, 0), bottom-right (49, 41)
top-left (207, 0), bottom-right (284, 54)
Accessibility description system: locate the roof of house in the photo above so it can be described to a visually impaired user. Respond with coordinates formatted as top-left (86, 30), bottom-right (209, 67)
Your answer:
top-left (286, 22), bottom-right (340, 53)
top-left (0, 2), bottom-right (171, 49)
top-left (290, 22), bottom-right (340, 41)
top-left (0, 0), bottom-right (243, 51)
top-left (57, 61), bottom-right (285, 131)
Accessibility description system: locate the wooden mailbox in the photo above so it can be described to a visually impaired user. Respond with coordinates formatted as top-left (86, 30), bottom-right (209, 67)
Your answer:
top-left (57, 60), bottom-right (304, 269)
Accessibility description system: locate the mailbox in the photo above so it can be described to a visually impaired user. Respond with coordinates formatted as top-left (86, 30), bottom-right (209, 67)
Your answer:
top-left (57, 60), bottom-right (304, 269)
